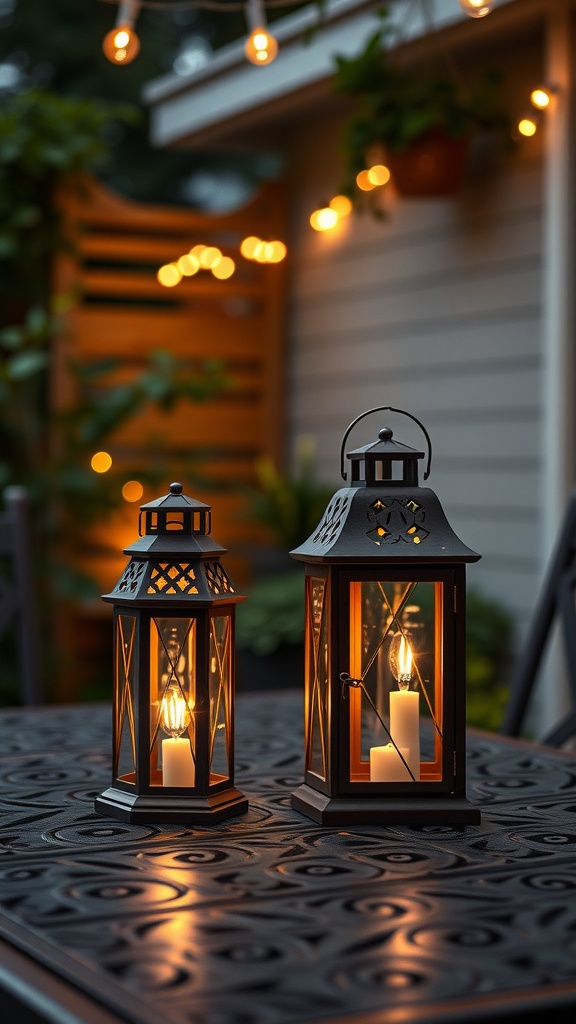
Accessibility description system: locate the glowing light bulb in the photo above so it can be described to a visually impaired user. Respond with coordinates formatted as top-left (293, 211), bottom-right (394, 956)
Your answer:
top-left (531, 88), bottom-right (551, 110)
top-left (177, 253), bottom-right (200, 276)
top-left (102, 0), bottom-right (141, 65)
top-left (212, 256), bottom-right (235, 280)
top-left (388, 633), bottom-right (414, 690)
top-left (240, 236), bottom-right (261, 259)
top-left (367, 164), bottom-right (391, 186)
top-left (244, 0), bottom-right (278, 65)
top-left (329, 195), bottom-right (352, 217)
top-left (157, 263), bottom-right (182, 287)
top-left (199, 246), bottom-right (222, 269)
top-left (518, 117), bottom-right (538, 137)
top-left (161, 684), bottom-right (190, 738)
top-left (122, 480), bottom-right (143, 503)
top-left (91, 451), bottom-right (113, 473)
top-left (356, 170), bottom-right (376, 192)
top-left (458, 0), bottom-right (493, 18)
top-left (244, 27), bottom-right (278, 65)
top-left (310, 207), bottom-right (339, 231)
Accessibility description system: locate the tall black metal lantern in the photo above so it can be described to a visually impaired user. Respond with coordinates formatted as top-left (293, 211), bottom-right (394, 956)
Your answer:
top-left (95, 483), bottom-right (248, 824)
top-left (290, 407), bottom-right (481, 826)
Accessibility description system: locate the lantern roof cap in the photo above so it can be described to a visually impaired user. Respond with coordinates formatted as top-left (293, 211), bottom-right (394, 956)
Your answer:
top-left (347, 427), bottom-right (425, 463)
top-left (139, 481), bottom-right (211, 513)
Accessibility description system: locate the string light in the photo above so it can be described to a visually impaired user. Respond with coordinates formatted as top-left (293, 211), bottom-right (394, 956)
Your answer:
top-left (122, 480), bottom-right (144, 502)
top-left (309, 194), bottom-right (353, 232)
top-left (244, 0), bottom-right (278, 65)
top-left (91, 451), bottom-right (113, 473)
top-left (99, 1), bottom-right (492, 68)
top-left (517, 116), bottom-right (538, 138)
top-left (530, 87), bottom-right (552, 110)
top-left (458, 0), bottom-right (493, 18)
top-left (240, 236), bottom-right (287, 262)
top-left (102, 0), bottom-right (141, 64)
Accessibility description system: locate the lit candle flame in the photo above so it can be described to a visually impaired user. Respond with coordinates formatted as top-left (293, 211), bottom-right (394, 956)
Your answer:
top-left (398, 635), bottom-right (413, 687)
top-left (160, 685), bottom-right (190, 738)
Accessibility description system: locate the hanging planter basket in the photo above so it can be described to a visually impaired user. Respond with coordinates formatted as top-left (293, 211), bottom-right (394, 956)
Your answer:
top-left (386, 129), bottom-right (470, 197)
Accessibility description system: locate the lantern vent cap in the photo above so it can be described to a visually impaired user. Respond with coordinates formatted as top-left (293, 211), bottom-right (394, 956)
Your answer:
top-left (139, 481), bottom-right (211, 514)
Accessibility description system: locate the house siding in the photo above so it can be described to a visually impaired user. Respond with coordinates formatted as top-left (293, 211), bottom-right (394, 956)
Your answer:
top-left (285, 113), bottom-right (543, 628)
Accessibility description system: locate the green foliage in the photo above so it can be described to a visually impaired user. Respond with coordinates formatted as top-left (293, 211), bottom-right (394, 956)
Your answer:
top-left (333, 11), bottom-right (511, 198)
top-left (465, 587), bottom-right (514, 730)
top-left (0, 90), bottom-right (135, 307)
top-left (244, 438), bottom-right (335, 551)
top-left (236, 572), bottom-right (305, 655)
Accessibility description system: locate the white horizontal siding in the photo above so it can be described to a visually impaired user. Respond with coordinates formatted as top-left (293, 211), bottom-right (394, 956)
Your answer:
top-left (285, 110), bottom-right (543, 630)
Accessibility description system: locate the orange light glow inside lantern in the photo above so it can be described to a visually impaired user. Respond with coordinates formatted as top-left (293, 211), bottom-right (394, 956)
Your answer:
top-left (290, 406), bottom-right (481, 826)
top-left (95, 482), bottom-right (248, 824)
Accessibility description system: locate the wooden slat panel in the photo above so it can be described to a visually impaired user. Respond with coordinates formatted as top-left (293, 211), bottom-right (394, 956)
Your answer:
top-left (52, 175), bottom-right (287, 698)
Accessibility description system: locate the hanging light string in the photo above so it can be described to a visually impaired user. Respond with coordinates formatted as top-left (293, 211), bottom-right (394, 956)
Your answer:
top-left (98, 0), bottom-right (496, 67)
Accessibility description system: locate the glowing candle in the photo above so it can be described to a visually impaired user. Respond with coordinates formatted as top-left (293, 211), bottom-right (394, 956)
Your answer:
top-left (370, 743), bottom-right (411, 781)
top-left (162, 736), bottom-right (195, 787)
top-left (160, 685), bottom-right (195, 787)
top-left (389, 634), bottom-right (420, 780)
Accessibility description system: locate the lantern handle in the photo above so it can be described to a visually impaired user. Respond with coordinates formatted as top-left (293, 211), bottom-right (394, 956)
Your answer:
top-left (340, 406), bottom-right (432, 481)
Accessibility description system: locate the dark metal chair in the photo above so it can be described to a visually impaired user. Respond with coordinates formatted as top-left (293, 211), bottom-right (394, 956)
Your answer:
top-left (0, 486), bottom-right (43, 704)
top-left (500, 489), bottom-right (576, 746)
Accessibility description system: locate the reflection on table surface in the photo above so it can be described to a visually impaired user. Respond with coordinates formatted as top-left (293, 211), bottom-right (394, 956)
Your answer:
top-left (1, 691), bottom-right (576, 1024)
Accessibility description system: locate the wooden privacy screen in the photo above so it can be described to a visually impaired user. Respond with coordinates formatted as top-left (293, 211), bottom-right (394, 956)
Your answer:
top-left (51, 176), bottom-right (286, 697)
top-left (53, 175), bottom-right (286, 585)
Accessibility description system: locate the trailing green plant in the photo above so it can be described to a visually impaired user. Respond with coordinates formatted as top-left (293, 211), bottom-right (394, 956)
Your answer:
top-left (0, 89), bottom-right (231, 702)
top-left (244, 438), bottom-right (335, 551)
top-left (332, 9), bottom-right (511, 204)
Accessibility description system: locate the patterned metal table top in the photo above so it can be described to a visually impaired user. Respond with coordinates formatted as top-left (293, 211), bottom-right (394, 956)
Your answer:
top-left (1, 692), bottom-right (576, 1024)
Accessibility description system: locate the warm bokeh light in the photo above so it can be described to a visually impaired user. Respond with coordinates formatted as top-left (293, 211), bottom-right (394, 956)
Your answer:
top-left (531, 88), bottom-right (551, 110)
top-left (91, 451), bottom-right (113, 474)
top-left (157, 263), bottom-right (182, 287)
top-left (329, 195), bottom-right (352, 217)
top-left (264, 240), bottom-right (287, 263)
top-left (212, 256), bottom-right (235, 280)
top-left (310, 207), bottom-right (339, 231)
top-left (356, 170), bottom-right (376, 192)
top-left (244, 28), bottom-right (278, 66)
top-left (199, 246), bottom-right (222, 269)
top-left (458, 0), bottom-right (493, 17)
top-left (518, 117), bottom-right (538, 137)
top-left (367, 164), bottom-right (391, 186)
top-left (102, 25), bottom-right (140, 64)
top-left (177, 253), bottom-right (200, 276)
top-left (240, 236), bottom-right (260, 259)
top-left (122, 480), bottom-right (144, 503)
top-left (190, 244), bottom-right (206, 259)
top-left (253, 240), bottom-right (268, 261)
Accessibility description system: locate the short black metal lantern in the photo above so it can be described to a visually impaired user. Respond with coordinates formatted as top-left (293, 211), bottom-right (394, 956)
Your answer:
top-left (95, 483), bottom-right (248, 824)
top-left (290, 407), bottom-right (481, 826)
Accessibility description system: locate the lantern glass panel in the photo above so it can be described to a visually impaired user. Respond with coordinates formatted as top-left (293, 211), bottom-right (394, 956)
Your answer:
top-left (305, 577), bottom-right (330, 781)
top-left (209, 614), bottom-right (231, 783)
top-left (348, 580), bottom-right (443, 784)
top-left (150, 617), bottom-right (197, 788)
top-left (114, 613), bottom-right (137, 783)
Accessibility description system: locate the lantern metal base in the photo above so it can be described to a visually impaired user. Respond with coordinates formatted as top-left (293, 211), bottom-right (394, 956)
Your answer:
top-left (291, 784), bottom-right (481, 826)
top-left (95, 786), bottom-right (248, 825)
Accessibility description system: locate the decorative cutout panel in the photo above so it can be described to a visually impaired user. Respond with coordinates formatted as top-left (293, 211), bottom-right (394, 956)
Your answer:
top-left (113, 561), bottom-right (145, 595)
top-left (114, 613), bottom-right (136, 783)
top-left (367, 498), bottom-right (429, 546)
top-left (206, 563), bottom-right (235, 595)
top-left (312, 494), bottom-right (352, 547)
top-left (147, 563), bottom-right (199, 595)
top-left (209, 615), bottom-right (231, 783)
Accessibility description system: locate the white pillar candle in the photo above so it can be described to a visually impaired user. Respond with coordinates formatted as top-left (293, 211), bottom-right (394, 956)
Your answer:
top-left (370, 743), bottom-right (411, 781)
top-left (162, 736), bottom-right (195, 787)
top-left (390, 690), bottom-right (420, 780)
